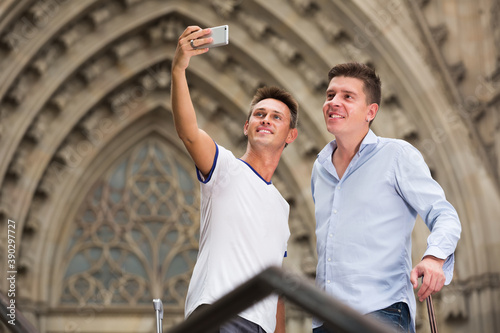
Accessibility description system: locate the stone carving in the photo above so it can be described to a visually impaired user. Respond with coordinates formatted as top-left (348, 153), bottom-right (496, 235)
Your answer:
top-left (211, 0), bottom-right (241, 18)
top-left (24, 215), bottom-right (41, 235)
top-left (7, 150), bottom-right (26, 180)
top-left (297, 61), bottom-right (327, 91)
top-left (148, 17), bottom-right (183, 44)
top-left (223, 113), bottom-right (246, 142)
top-left (288, 0), bottom-right (316, 15)
top-left (430, 23), bottom-right (448, 47)
top-left (50, 79), bottom-right (84, 112)
top-left (296, 133), bottom-right (320, 158)
top-left (449, 61), bottom-right (466, 84)
top-left (340, 41), bottom-right (373, 67)
top-left (77, 107), bottom-right (108, 139)
top-left (300, 254), bottom-right (317, 276)
top-left (109, 87), bottom-right (136, 114)
top-left (390, 102), bottom-right (418, 141)
top-left (59, 27), bottom-right (81, 49)
top-left (80, 56), bottom-right (114, 83)
top-left (416, 0), bottom-right (431, 8)
top-left (6, 74), bottom-right (31, 105)
top-left (18, 253), bottom-right (34, 275)
top-left (89, 4), bottom-right (116, 27)
top-left (124, 0), bottom-right (144, 7)
top-left (233, 64), bottom-right (262, 93)
top-left (289, 214), bottom-right (310, 242)
top-left (190, 89), bottom-right (220, 118)
top-left (107, 65), bottom-right (170, 117)
top-left (162, 17), bottom-right (184, 42)
top-left (112, 36), bottom-right (145, 59)
top-left (1, 19), bottom-right (37, 52)
top-left (31, 44), bottom-right (62, 76)
top-left (476, 107), bottom-right (496, 146)
top-left (206, 48), bottom-right (231, 70)
top-left (491, 0), bottom-right (500, 56)
top-left (237, 12), bottom-right (269, 40)
top-left (0, 200), bottom-right (11, 221)
top-left (26, 112), bottom-right (49, 143)
top-left (269, 35), bottom-right (300, 64)
top-left (36, 168), bottom-right (57, 198)
top-left (140, 67), bottom-right (170, 91)
top-left (316, 13), bottom-right (345, 42)
top-left (28, 0), bottom-right (67, 26)
top-left (441, 273), bottom-right (500, 321)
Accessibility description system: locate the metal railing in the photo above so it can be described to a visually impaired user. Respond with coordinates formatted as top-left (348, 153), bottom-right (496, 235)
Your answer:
top-left (1, 266), bottom-right (391, 333)
top-left (164, 266), bottom-right (390, 333)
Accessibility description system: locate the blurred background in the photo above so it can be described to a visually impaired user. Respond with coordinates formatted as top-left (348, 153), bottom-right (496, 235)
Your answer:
top-left (0, 0), bottom-right (499, 332)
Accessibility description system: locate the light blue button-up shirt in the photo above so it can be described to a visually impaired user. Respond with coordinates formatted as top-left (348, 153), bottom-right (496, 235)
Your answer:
top-left (311, 130), bottom-right (461, 332)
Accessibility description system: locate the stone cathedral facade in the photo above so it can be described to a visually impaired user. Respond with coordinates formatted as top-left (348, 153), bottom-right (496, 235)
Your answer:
top-left (0, 0), bottom-right (499, 332)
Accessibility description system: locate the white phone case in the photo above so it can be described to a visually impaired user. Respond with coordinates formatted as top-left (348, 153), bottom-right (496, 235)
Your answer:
top-left (199, 25), bottom-right (228, 48)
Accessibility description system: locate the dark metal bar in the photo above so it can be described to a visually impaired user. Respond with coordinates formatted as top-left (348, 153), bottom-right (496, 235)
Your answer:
top-left (0, 292), bottom-right (39, 333)
top-left (168, 266), bottom-right (390, 333)
top-left (426, 295), bottom-right (438, 333)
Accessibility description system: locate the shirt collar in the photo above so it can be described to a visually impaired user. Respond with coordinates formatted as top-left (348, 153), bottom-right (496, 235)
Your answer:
top-left (359, 129), bottom-right (378, 153)
top-left (318, 129), bottom-right (378, 163)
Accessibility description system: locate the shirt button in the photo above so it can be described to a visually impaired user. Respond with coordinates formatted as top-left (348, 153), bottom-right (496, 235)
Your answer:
top-left (333, 209), bottom-right (337, 214)
top-left (327, 258), bottom-right (331, 262)
top-left (337, 186), bottom-right (341, 190)
top-left (327, 280), bottom-right (331, 284)
top-left (329, 234), bottom-right (333, 238)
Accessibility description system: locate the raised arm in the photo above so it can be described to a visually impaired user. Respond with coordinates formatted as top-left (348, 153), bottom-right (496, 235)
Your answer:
top-left (171, 26), bottom-right (217, 177)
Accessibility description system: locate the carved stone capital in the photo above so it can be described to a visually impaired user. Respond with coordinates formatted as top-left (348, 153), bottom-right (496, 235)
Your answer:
top-left (7, 149), bottom-right (27, 180)
top-left (449, 61), bottom-right (466, 84)
top-left (316, 13), bottom-right (345, 42)
top-left (430, 23), bottom-right (448, 47)
top-left (211, 0), bottom-right (241, 18)
top-left (233, 64), bottom-right (262, 93)
top-left (288, 0), bottom-right (317, 15)
top-left (237, 12), bottom-right (269, 40)
top-left (269, 35), bottom-right (300, 64)
top-left (297, 62), bottom-right (327, 91)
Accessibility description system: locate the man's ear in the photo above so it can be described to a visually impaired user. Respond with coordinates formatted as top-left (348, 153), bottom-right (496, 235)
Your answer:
top-left (286, 128), bottom-right (298, 144)
top-left (367, 103), bottom-right (379, 122)
top-left (243, 120), bottom-right (249, 136)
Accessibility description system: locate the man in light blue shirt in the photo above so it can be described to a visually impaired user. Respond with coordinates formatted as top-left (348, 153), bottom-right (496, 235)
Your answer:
top-left (311, 63), bottom-right (461, 333)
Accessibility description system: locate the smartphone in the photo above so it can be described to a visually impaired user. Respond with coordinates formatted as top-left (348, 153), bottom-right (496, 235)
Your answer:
top-left (195, 25), bottom-right (229, 49)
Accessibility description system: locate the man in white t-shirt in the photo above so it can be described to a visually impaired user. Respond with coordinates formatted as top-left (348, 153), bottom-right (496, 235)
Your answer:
top-left (171, 25), bottom-right (299, 333)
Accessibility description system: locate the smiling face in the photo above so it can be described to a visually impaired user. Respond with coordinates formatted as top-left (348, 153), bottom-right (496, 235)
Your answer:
top-left (244, 98), bottom-right (297, 149)
top-left (323, 76), bottom-right (378, 138)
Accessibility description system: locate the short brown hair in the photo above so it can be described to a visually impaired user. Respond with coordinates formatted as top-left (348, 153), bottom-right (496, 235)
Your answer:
top-left (248, 86), bottom-right (299, 129)
top-left (328, 62), bottom-right (381, 106)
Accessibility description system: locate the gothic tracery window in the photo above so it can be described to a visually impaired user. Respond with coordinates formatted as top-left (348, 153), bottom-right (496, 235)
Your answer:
top-left (60, 137), bottom-right (200, 308)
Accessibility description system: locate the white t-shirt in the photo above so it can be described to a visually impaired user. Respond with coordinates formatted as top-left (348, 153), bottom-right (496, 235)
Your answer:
top-left (184, 144), bottom-right (290, 333)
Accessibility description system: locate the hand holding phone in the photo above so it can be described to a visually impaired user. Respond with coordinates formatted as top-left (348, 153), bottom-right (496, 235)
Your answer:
top-left (192, 25), bottom-right (229, 49)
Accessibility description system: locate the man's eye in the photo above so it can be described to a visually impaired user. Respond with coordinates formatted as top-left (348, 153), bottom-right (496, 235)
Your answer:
top-left (274, 115), bottom-right (281, 120)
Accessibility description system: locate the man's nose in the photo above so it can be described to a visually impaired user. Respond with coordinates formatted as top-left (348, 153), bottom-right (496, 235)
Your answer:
top-left (329, 95), bottom-right (341, 105)
top-left (325, 98), bottom-right (340, 110)
top-left (261, 115), bottom-right (271, 124)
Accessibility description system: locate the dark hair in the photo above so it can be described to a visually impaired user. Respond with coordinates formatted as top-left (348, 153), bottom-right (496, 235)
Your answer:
top-left (248, 86), bottom-right (299, 129)
top-left (328, 62), bottom-right (381, 106)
